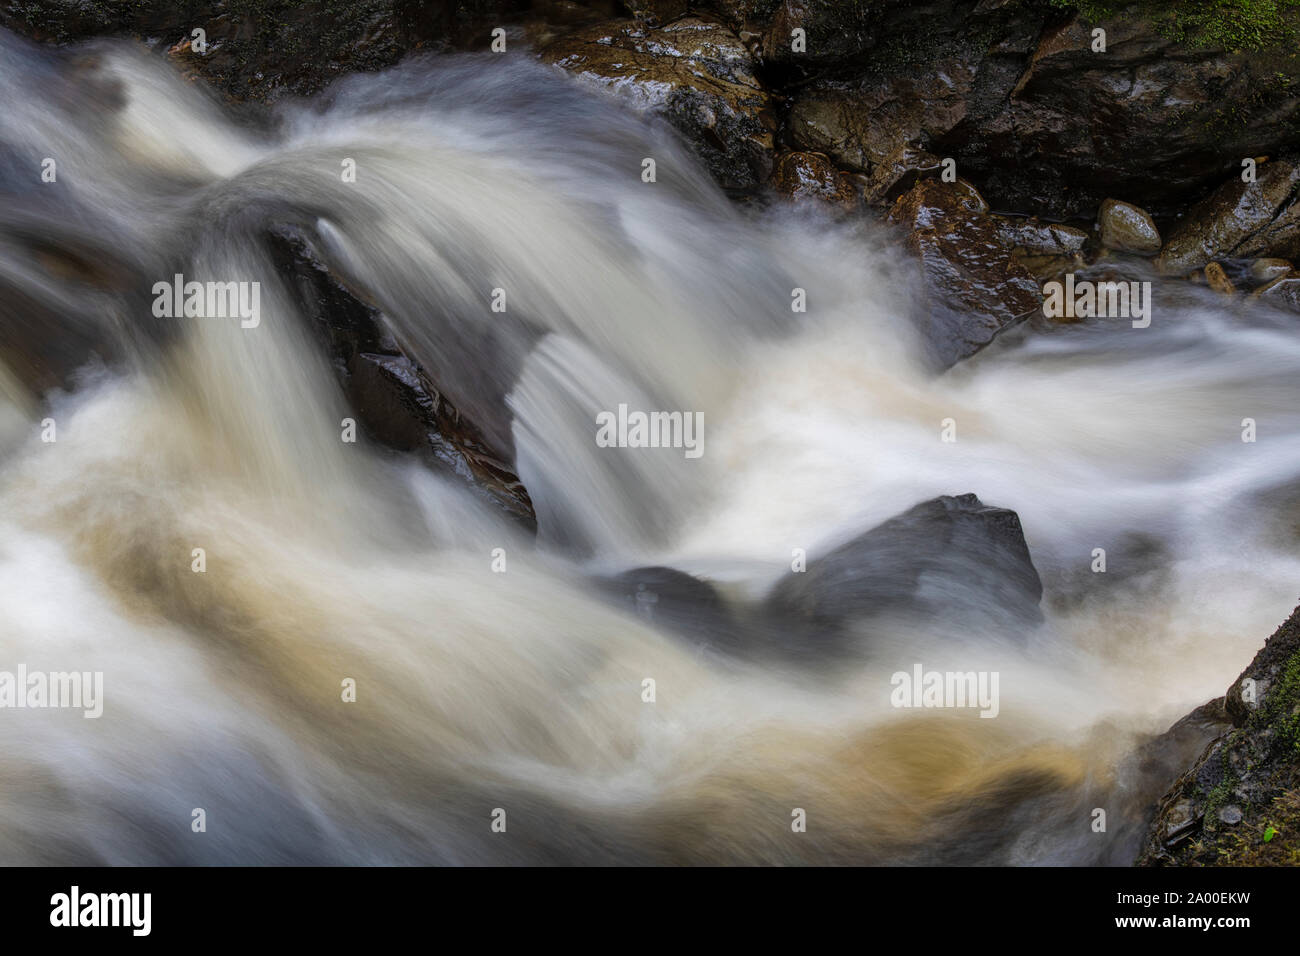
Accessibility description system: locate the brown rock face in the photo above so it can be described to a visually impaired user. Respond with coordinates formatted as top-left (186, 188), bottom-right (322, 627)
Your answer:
top-left (541, 17), bottom-right (776, 190)
top-left (974, 10), bottom-right (1300, 219)
top-left (788, 56), bottom-right (976, 174)
top-left (766, 3), bottom-right (1300, 220)
top-left (888, 179), bottom-right (1043, 368)
top-left (861, 144), bottom-right (944, 206)
top-left (623, 0), bottom-right (688, 24)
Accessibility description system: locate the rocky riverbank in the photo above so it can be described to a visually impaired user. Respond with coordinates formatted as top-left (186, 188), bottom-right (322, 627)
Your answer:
top-left (13, 2), bottom-right (1300, 366)
top-left (1138, 604), bottom-right (1300, 865)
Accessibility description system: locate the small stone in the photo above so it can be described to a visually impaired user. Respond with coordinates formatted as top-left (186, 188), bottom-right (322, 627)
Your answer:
top-left (1249, 258), bottom-right (1293, 285)
top-left (1252, 275), bottom-right (1300, 313)
top-left (1098, 199), bottom-right (1162, 257)
top-left (1164, 799), bottom-right (1196, 844)
top-left (1218, 805), bottom-right (1243, 825)
top-left (1204, 261), bottom-right (1236, 295)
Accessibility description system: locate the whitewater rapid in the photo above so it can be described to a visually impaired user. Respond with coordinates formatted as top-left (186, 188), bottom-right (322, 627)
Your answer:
top-left (1, 29), bottom-right (1298, 864)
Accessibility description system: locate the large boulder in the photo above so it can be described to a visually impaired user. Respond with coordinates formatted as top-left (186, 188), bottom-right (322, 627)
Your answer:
top-left (540, 17), bottom-right (777, 191)
top-left (765, 493), bottom-right (1044, 642)
top-left (968, 5), bottom-right (1300, 219)
top-left (1156, 159), bottom-right (1300, 275)
top-left (888, 178), bottom-right (1043, 368)
top-left (266, 224), bottom-right (535, 526)
top-left (787, 53), bottom-right (977, 174)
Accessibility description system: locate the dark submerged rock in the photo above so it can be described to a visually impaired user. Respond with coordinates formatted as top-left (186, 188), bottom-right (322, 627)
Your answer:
top-left (593, 565), bottom-right (741, 652)
top-left (265, 223), bottom-right (535, 527)
top-left (765, 493), bottom-right (1044, 641)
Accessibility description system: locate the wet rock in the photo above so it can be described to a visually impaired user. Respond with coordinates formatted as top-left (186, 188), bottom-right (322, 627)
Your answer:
top-left (751, 0), bottom-right (879, 68)
top-left (1010, 252), bottom-right (1081, 286)
top-left (541, 17), bottom-right (776, 191)
top-left (702, 0), bottom-right (882, 70)
top-left (1097, 199), bottom-right (1161, 257)
top-left (708, 0), bottom-right (1031, 78)
top-left (1138, 602), bottom-right (1300, 865)
top-left (593, 565), bottom-right (740, 651)
top-left (983, 11), bottom-right (1300, 219)
top-left (994, 218), bottom-right (1089, 256)
top-left (999, 221), bottom-right (1088, 295)
top-left (1217, 804), bottom-right (1243, 825)
top-left (1119, 695), bottom-right (1233, 857)
top-left (265, 224), bottom-right (535, 526)
top-left (1248, 258), bottom-right (1293, 286)
top-left (0, 205), bottom-right (143, 397)
top-left (622, 0), bottom-right (688, 25)
top-left (1251, 275), bottom-right (1300, 315)
top-left (788, 55), bottom-right (976, 175)
top-left (1157, 160), bottom-right (1300, 275)
top-left (891, 175), bottom-right (987, 222)
top-left (1203, 261), bottom-right (1235, 296)
top-left (765, 3), bottom-right (1300, 220)
top-left (765, 493), bottom-right (1044, 642)
top-left (888, 179), bottom-right (1042, 368)
top-left (768, 151), bottom-right (859, 210)
top-left (860, 144), bottom-right (943, 206)
top-left (523, 3), bottom-right (611, 48)
top-left (1162, 799), bottom-right (1197, 846)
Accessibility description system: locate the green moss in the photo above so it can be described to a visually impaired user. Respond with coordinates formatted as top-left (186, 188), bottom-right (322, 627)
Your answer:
top-left (1260, 642), bottom-right (1300, 753)
top-left (1211, 789), bottom-right (1300, 864)
top-left (1048, 0), bottom-right (1300, 52)
top-left (1201, 766), bottom-right (1239, 835)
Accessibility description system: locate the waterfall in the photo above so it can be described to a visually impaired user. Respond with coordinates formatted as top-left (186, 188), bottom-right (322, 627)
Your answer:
top-left (1, 29), bottom-right (1298, 864)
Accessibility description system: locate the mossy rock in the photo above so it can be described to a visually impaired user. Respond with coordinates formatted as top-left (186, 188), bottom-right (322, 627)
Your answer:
top-left (1138, 602), bottom-right (1300, 865)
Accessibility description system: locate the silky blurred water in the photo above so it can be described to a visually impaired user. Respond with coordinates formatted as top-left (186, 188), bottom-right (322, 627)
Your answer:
top-left (0, 29), bottom-right (1298, 864)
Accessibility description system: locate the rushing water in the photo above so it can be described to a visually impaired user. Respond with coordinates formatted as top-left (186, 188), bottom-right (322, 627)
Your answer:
top-left (1, 29), bottom-right (1299, 864)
